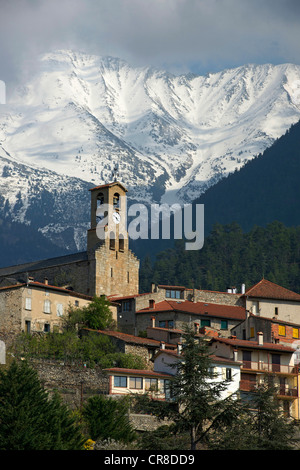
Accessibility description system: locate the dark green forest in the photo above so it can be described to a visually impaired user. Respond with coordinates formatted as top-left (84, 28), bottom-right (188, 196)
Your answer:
top-left (195, 119), bottom-right (300, 235)
top-left (139, 221), bottom-right (300, 294)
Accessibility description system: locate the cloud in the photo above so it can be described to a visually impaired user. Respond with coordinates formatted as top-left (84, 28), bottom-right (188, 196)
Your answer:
top-left (0, 0), bottom-right (300, 86)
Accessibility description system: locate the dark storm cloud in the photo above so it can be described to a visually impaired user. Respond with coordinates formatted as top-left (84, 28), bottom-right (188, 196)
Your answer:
top-left (0, 0), bottom-right (299, 86)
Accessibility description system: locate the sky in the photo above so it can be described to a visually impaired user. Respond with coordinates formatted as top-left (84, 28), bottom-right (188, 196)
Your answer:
top-left (0, 0), bottom-right (300, 90)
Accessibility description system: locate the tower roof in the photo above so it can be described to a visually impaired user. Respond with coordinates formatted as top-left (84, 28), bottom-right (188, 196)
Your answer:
top-left (89, 181), bottom-right (128, 192)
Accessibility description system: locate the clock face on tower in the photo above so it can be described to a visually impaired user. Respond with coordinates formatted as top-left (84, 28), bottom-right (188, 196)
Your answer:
top-left (112, 212), bottom-right (121, 224)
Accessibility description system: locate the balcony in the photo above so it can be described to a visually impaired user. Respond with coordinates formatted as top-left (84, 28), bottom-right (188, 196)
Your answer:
top-left (242, 360), bottom-right (298, 375)
top-left (240, 380), bottom-right (298, 398)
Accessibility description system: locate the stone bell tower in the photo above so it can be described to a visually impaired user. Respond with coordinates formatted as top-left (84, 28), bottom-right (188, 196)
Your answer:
top-left (87, 181), bottom-right (139, 298)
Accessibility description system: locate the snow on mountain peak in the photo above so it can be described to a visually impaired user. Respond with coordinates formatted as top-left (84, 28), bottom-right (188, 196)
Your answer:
top-left (1, 50), bottom-right (300, 210)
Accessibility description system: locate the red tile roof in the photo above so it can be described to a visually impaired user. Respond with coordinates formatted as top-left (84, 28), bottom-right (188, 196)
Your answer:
top-left (211, 336), bottom-right (295, 353)
top-left (92, 329), bottom-right (176, 349)
top-left (244, 279), bottom-right (300, 301)
top-left (104, 367), bottom-right (173, 378)
top-left (136, 300), bottom-right (245, 320)
top-left (0, 281), bottom-right (92, 300)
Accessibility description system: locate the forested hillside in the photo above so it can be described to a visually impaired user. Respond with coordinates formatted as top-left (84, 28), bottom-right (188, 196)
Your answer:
top-left (196, 120), bottom-right (300, 235)
top-left (139, 221), bottom-right (300, 294)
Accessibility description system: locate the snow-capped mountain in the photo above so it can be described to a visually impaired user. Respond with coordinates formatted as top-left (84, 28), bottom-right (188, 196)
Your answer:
top-left (1, 49), bottom-right (300, 253)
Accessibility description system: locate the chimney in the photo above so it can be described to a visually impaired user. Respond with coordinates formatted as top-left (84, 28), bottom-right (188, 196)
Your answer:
top-left (241, 283), bottom-right (246, 294)
top-left (233, 349), bottom-right (238, 362)
top-left (177, 343), bottom-right (182, 354)
top-left (151, 316), bottom-right (155, 328)
top-left (257, 332), bottom-right (263, 345)
top-left (160, 341), bottom-right (165, 350)
top-left (151, 283), bottom-right (156, 293)
top-left (44, 278), bottom-right (48, 285)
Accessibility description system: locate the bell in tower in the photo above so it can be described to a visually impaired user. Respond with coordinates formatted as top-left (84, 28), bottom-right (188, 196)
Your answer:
top-left (87, 181), bottom-right (128, 251)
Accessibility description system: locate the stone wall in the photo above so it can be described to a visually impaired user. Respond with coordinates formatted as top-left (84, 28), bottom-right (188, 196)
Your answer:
top-left (0, 287), bottom-right (23, 348)
top-left (195, 290), bottom-right (244, 306)
top-left (31, 359), bottom-right (109, 408)
top-left (129, 414), bottom-right (172, 432)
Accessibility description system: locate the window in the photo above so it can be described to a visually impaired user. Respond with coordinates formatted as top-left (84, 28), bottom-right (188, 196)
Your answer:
top-left (243, 350), bottom-right (252, 368)
top-left (250, 327), bottom-right (255, 338)
top-left (57, 303), bottom-right (63, 317)
top-left (201, 319), bottom-right (211, 327)
top-left (109, 233), bottom-right (116, 250)
top-left (113, 193), bottom-right (120, 209)
top-left (252, 301), bottom-right (259, 314)
top-left (96, 193), bottom-right (106, 224)
top-left (129, 377), bottom-right (143, 389)
top-left (25, 320), bottom-right (31, 333)
top-left (293, 328), bottom-right (299, 339)
top-left (114, 376), bottom-right (127, 388)
top-left (158, 320), bottom-right (174, 329)
top-left (278, 325), bottom-right (286, 336)
top-left (226, 368), bottom-right (232, 380)
top-left (97, 193), bottom-right (104, 205)
top-left (221, 320), bottom-right (228, 330)
top-left (123, 300), bottom-right (131, 311)
top-left (44, 299), bottom-right (51, 314)
top-left (275, 307), bottom-right (279, 315)
top-left (75, 300), bottom-right (79, 307)
top-left (164, 379), bottom-right (171, 399)
top-left (25, 297), bottom-right (32, 311)
top-left (119, 235), bottom-right (124, 252)
top-left (166, 290), bottom-right (181, 299)
top-left (145, 378), bottom-right (158, 391)
top-left (44, 323), bottom-right (50, 333)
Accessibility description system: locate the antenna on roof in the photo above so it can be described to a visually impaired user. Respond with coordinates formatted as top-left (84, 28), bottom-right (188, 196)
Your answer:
top-left (112, 163), bottom-right (119, 182)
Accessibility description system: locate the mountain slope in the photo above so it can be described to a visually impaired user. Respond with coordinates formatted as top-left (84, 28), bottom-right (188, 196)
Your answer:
top-left (2, 50), bottom-right (300, 204)
top-left (1, 50), bottom-right (300, 263)
top-left (195, 119), bottom-right (300, 235)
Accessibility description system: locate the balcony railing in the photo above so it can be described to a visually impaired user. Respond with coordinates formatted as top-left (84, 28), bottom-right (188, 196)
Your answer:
top-left (242, 361), bottom-right (298, 375)
top-left (240, 380), bottom-right (298, 397)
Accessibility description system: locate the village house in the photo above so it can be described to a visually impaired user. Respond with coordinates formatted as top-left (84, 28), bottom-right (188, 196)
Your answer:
top-left (232, 279), bottom-right (300, 355)
top-left (104, 338), bottom-right (242, 401)
top-left (240, 278), bottom-right (300, 321)
top-left (210, 333), bottom-right (299, 419)
top-left (135, 299), bottom-right (246, 337)
top-left (104, 367), bottom-right (173, 399)
top-left (0, 279), bottom-right (96, 347)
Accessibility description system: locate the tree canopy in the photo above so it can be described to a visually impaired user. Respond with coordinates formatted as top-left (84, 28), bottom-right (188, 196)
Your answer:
top-left (140, 221), bottom-right (300, 294)
top-left (0, 360), bottom-right (84, 450)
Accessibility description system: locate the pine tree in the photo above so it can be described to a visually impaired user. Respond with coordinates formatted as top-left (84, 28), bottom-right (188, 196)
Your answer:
top-left (0, 360), bottom-right (84, 450)
top-left (167, 326), bottom-right (242, 449)
top-left (82, 395), bottom-right (136, 443)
